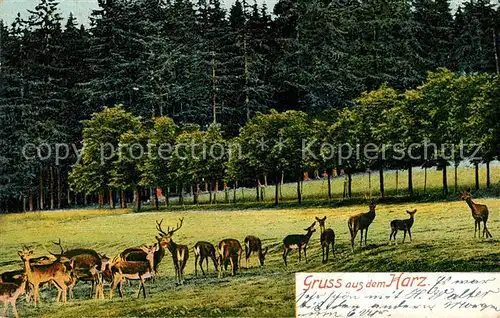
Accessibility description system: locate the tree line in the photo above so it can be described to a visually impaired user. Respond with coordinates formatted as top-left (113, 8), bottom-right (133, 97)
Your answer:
top-left (0, 0), bottom-right (499, 212)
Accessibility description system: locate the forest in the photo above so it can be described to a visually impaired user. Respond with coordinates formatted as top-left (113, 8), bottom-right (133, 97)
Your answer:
top-left (0, 0), bottom-right (499, 212)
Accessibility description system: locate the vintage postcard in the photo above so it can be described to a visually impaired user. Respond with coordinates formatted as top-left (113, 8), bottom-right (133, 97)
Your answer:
top-left (0, 0), bottom-right (499, 317)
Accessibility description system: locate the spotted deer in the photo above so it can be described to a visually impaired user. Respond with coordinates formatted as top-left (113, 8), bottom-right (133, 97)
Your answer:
top-left (156, 218), bottom-right (189, 284)
top-left (348, 201), bottom-right (377, 252)
top-left (18, 248), bottom-right (69, 306)
top-left (282, 222), bottom-right (316, 267)
top-left (460, 191), bottom-right (493, 238)
top-left (389, 209), bottom-right (417, 244)
top-left (217, 239), bottom-right (243, 278)
top-left (0, 272), bottom-right (27, 318)
top-left (193, 241), bottom-right (218, 275)
top-left (109, 245), bottom-right (156, 299)
top-left (315, 217), bottom-right (335, 263)
top-left (244, 236), bottom-right (268, 267)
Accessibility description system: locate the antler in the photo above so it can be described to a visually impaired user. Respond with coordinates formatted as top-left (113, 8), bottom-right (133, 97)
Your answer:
top-left (52, 238), bottom-right (64, 255)
top-left (156, 219), bottom-right (167, 236)
top-left (167, 217), bottom-right (184, 234)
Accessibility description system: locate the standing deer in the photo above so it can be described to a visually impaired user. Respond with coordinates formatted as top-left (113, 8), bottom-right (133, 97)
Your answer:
top-left (460, 191), bottom-right (493, 238)
top-left (282, 222), bottom-right (316, 267)
top-left (0, 273), bottom-right (27, 318)
top-left (244, 236), bottom-right (268, 267)
top-left (217, 239), bottom-right (243, 278)
top-left (109, 245), bottom-right (156, 299)
top-left (18, 248), bottom-right (69, 306)
top-left (193, 241), bottom-right (218, 275)
top-left (348, 201), bottom-right (376, 252)
top-left (156, 218), bottom-right (189, 284)
top-left (315, 217), bottom-right (335, 263)
top-left (120, 220), bottom-right (167, 275)
top-left (389, 209), bottom-right (417, 244)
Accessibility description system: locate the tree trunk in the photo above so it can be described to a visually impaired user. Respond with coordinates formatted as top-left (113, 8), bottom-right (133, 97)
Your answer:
top-left (214, 181), bottom-right (218, 203)
top-left (166, 187), bottom-right (170, 206)
top-left (280, 172), bottom-right (284, 201)
top-left (233, 181), bottom-right (237, 204)
top-left (57, 168), bottom-right (62, 209)
top-left (67, 189), bottom-right (71, 208)
top-left (424, 167), bottom-right (428, 194)
top-left (135, 189), bottom-right (141, 210)
top-left (260, 184), bottom-right (264, 201)
top-left (209, 182), bottom-right (213, 204)
top-left (154, 189), bottom-right (159, 210)
top-left (442, 164), bottom-right (448, 196)
top-left (179, 185), bottom-right (184, 205)
top-left (83, 194), bottom-right (87, 206)
top-left (408, 166), bottom-right (413, 197)
top-left (109, 190), bottom-right (115, 209)
top-left (256, 180), bottom-right (260, 202)
top-left (395, 170), bottom-right (399, 195)
top-left (474, 162), bottom-right (479, 191)
top-left (39, 171), bottom-right (44, 210)
top-left (50, 167), bottom-right (54, 210)
top-left (297, 174), bottom-right (302, 205)
top-left (121, 190), bottom-right (126, 208)
top-left (454, 164), bottom-right (458, 193)
top-left (327, 170), bottom-right (332, 200)
top-left (264, 175), bottom-right (268, 187)
top-left (98, 190), bottom-right (103, 208)
top-left (347, 172), bottom-right (352, 198)
top-left (193, 185), bottom-right (199, 205)
top-left (486, 161), bottom-right (491, 188)
top-left (224, 183), bottom-right (229, 203)
top-left (22, 193), bottom-right (27, 213)
top-left (29, 190), bottom-right (34, 212)
top-left (379, 167), bottom-right (384, 198)
top-left (275, 176), bottom-right (279, 207)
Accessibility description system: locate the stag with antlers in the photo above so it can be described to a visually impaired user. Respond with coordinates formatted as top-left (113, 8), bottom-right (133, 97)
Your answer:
top-left (348, 201), bottom-right (377, 252)
top-left (156, 218), bottom-right (189, 284)
top-left (315, 217), bottom-right (335, 263)
top-left (460, 191), bottom-right (493, 239)
top-left (282, 222), bottom-right (316, 267)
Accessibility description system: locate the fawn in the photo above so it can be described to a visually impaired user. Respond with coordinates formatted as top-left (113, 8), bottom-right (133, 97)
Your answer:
top-left (109, 245), bottom-right (157, 299)
top-left (0, 273), bottom-right (27, 318)
top-left (217, 239), bottom-right (243, 278)
top-left (244, 236), bottom-right (268, 267)
top-left (460, 191), bottom-right (493, 239)
top-left (18, 248), bottom-right (69, 306)
top-left (193, 241), bottom-right (218, 275)
top-left (389, 209), bottom-right (417, 244)
top-left (282, 222), bottom-right (316, 267)
top-left (315, 217), bottom-right (335, 263)
top-left (348, 201), bottom-right (376, 252)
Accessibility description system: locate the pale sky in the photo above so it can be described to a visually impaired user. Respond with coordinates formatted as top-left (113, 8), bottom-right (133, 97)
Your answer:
top-left (0, 0), bottom-right (278, 26)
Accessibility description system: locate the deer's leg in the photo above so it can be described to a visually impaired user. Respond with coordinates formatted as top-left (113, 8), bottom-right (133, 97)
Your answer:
top-left (403, 230), bottom-right (407, 243)
top-left (201, 256), bottom-right (207, 275)
top-left (283, 248), bottom-right (290, 267)
top-left (321, 243), bottom-right (325, 263)
top-left (359, 230), bottom-right (363, 247)
top-left (408, 228), bottom-right (412, 242)
top-left (229, 257), bottom-right (235, 276)
top-left (298, 246), bottom-right (302, 263)
top-left (325, 243), bottom-right (329, 263)
top-left (205, 257), bottom-right (209, 273)
top-left (34, 284), bottom-right (40, 306)
top-left (11, 300), bottom-right (19, 318)
top-left (3, 300), bottom-right (7, 318)
top-left (485, 222), bottom-right (493, 238)
top-left (365, 228), bottom-right (368, 246)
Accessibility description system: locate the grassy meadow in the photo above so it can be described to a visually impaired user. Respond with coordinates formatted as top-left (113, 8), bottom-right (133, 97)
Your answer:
top-left (1, 197), bottom-right (500, 317)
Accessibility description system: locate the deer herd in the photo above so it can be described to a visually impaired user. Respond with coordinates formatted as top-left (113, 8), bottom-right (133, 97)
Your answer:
top-left (0, 190), bottom-right (494, 317)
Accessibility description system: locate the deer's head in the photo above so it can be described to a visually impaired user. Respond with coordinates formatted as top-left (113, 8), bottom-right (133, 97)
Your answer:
top-left (305, 221), bottom-right (316, 234)
top-left (315, 216), bottom-right (327, 230)
top-left (369, 201), bottom-right (376, 212)
top-left (259, 247), bottom-right (269, 266)
top-left (156, 218), bottom-right (184, 247)
top-left (406, 209), bottom-right (417, 216)
top-left (18, 248), bottom-right (33, 262)
top-left (459, 190), bottom-right (472, 201)
top-left (140, 245), bottom-right (157, 271)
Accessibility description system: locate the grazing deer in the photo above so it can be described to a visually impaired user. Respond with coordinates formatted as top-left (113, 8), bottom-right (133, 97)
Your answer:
top-left (18, 248), bottom-right (69, 306)
top-left (460, 191), bottom-right (493, 239)
top-left (156, 218), bottom-right (189, 284)
top-left (109, 245), bottom-right (156, 299)
top-left (193, 241), bottom-right (218, 275)
top-left (282, 222), bottom-right (316, 267)
top-left (244, 236), bottom-right (268, 267)
top-left (50, 239), bottom-right (107, 298)
top-left (0, 273), bottom-right (27, 318)
top-left (348, 201), bottom-right (376, 252)
top-left (315, 217), bottom-right (335, 263)
top-left (120, 220), bottom-right (167, 275)
top-left (389, 209), bottom-right (417, 244)
top-left (217, 239), bottom-right (243, 278)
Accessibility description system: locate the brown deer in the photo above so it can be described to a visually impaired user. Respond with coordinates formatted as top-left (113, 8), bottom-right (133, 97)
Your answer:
top-left (389, 209), bottom-right (417, 244)
top-left (348, 201), bottom-right (377, 252)
top-left (88, 265), bottom-right (105, 300)
top-left (0, 273), bottom-right (27, 318)
top-left (282, 222), bottom-right (316, 267)
top-left (460, 191), bottom-right (493, 238)
top-left (315, 217), bottom-right (335, 263)
top-left (120, 220), bottom-right (167, 275)
top-left (18, 248), bottom-right (69, 306)
top-left (193, 241), bottom-right (218, 275)
top-left (156, 218), bottom-right (189, 284)
top-left (50, 239), bottom-right (108, 298)
top-left (217, 239), bottom-right (243, 278)
top-left (109, 245), bottom-right (156, 299)
top-left (244, 236), bottom-right (268, 267)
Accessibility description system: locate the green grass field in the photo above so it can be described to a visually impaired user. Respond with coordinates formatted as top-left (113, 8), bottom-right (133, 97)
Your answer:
top-left (1, 197), bottom-right (499, 317)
